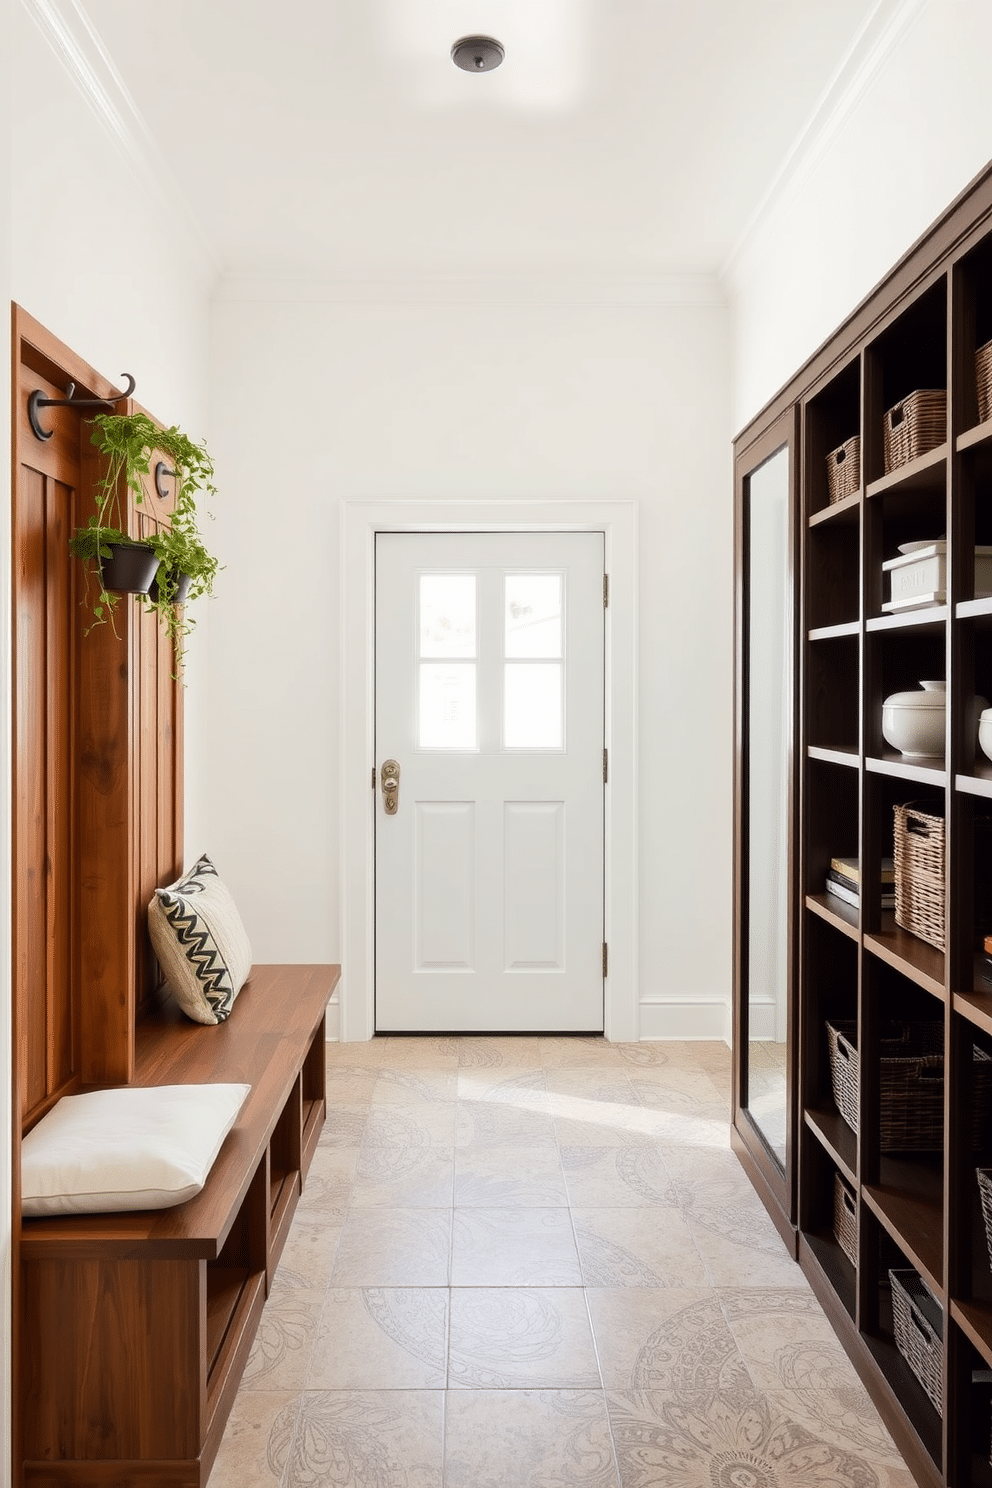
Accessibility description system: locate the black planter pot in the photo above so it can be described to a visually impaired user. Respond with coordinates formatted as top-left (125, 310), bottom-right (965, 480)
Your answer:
top-left (148, 571), bottom-right (192, 605)
top-left (97, 541), bottom-right (160, 595)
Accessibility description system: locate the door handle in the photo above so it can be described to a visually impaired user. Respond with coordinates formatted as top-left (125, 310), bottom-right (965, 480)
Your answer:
top-left (381, 759), bottom-right (400, 814)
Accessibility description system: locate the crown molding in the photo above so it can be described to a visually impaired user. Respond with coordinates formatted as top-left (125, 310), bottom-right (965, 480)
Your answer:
top-left (721, 0), bottom-right (927, 280)
top-left (213, 271), bottom-right (727, 309)
top-left (20, 0), bottom-right (219, 277)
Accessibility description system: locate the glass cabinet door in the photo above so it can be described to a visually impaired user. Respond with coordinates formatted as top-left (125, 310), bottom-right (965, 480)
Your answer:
top-left (733, 409), bottom-right (798, 1230)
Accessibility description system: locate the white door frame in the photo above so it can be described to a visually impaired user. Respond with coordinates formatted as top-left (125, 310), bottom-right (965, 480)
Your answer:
top-left (340, 500), bottom-right (638, 1043)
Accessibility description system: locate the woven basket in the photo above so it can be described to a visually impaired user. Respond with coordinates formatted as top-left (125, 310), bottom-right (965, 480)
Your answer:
top-left (977, 1169), bottom-right (992, 1274)
top-left (890, 1269), bottom-right (943, 1415)
top-left (883, 389), bottom-right (947, 474)
top-left (894, 802), bottom-right (945, 951)
top-left (833, 1171), bottom-right (857, 1266)
top-left (826, 436), bottom-right (860, 505)
top-left (977, 340), bottom-right (992, 424)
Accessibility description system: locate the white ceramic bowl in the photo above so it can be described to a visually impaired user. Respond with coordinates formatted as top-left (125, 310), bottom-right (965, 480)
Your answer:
top-left (882, 684), bottom-right (988, 759)
top-left (882, 688), bottom-right (945, 757)
top-left (980, 707), bottom-right (992, 763)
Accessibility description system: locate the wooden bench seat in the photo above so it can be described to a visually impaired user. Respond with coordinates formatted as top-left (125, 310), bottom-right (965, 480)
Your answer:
top-left (20, 962), bottom-right (340, 1488)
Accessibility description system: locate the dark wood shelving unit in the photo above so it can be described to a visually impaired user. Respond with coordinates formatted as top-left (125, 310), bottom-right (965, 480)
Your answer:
top-left (734, 162), bottom-right (992, 1487)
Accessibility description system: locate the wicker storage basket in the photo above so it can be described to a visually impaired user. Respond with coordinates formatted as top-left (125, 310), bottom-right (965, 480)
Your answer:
top-left (883, 389), bottom-right (947, 474)
top-left (833, 1171), bottom-right (857, 1266)
top-left (890, 1269), bottom-right (943, 1415)
top-left (977, 1168), bottom-right (992, 1273)
top-left (827, 1019), bottom-right (992, 1150)
top-left (826, 436), bottom-right (860, 505)
top-left (977, 340), bottom-right (992, 424)
top-left (894, 801), bottom-right (945, 951)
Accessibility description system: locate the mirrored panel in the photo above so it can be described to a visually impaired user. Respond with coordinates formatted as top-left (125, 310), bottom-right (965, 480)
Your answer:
top-left (745, 444), bottom-right (791, 1167)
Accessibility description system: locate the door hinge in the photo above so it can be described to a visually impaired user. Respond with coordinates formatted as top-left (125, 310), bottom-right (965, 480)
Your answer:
top-left (603, 747), bottom-right (608, 784)
top-left (603, 573), bottom-right (609, 608)
top-left (371, 766), bottom-right (377, 790)
top-left (602, 942), bottom-right (608, 978)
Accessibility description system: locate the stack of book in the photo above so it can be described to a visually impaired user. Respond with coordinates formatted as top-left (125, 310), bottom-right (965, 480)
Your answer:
top-left (826, 856), bottom-right (895, 910)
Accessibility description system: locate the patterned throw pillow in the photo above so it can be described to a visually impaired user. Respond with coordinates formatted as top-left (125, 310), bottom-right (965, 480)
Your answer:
top-left (148, 855), bottom-right (253, 1025)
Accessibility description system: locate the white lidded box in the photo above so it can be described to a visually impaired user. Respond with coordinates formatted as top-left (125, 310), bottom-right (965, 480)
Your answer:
top-left (882, 541), bottom-right (992, 613)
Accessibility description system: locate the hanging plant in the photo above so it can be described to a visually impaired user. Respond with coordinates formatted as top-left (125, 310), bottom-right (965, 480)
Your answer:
top-left (70, 411), bottom-right (219, 672)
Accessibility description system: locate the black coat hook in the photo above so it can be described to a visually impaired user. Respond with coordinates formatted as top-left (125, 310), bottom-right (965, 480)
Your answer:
top-left (27, 373), bottom-right (137, 442)
top-left (154, 462), bottom-right (175, 499)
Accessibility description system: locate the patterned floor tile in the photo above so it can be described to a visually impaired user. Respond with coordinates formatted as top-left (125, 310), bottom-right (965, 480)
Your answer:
top-left (587, 1288), bottom-right (743, 1393)
top-left (294, 1146), bottom-right (360, 1215)
top-left (362, 1101), bottom-right (457, 1147)
top-left (456, 1067), bottom-right (550, 1108)
top-left (350, 1143), bottom-right (454, 1207)
top-left (281, 1390), bottom-right (444, 1488)
top-left (378, 1036), bottom-right (460, 1067)
top-left (449, 1288), bottom-right (601, 1389)
top-left (316, 1104), bottom-right (369, 1147)
top-left (372, 1067), bottom-right (459, 1104)
top-left (455, 1098), bottom-right (557, 1148)
top-left (450, 1208), bottom-right (582, 1286)
top-left (206, 1390), bottom-right (300, 1488)
top-left (270, 1212), bottom-right (344, 1295)
top-left (241, 1290), bottom-right (321, 1390)
top-left (685, 1212), bottom-right (809, 1289)
top-left (444, 1389), bottom-right (620, 1488)
top-left (538, 1037), bottom-right (627, 1068)
top-left (560, 1145), bottom-right (676, 1209)
top-left (454, 1143), bottom-right (568, 1207)
top-left (309, 1289), bottom-right (448, 1389)
top-left (719, 1287), bottom-right (858, 1391)
top-left (455, 1037), bottom-right (544, 1068)
top-left (573, 1206), bottom-right (707, 1287)
top-left (324, 1066), bottom-right (380, 1104)
top-left (330, 1208), bottom-right (451, 1287)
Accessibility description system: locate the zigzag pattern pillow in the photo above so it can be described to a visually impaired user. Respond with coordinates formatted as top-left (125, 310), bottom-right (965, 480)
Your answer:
top-left (148, 855), bottom-right (253, 1025)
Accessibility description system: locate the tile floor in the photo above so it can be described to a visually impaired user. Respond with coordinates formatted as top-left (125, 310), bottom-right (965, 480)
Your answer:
top-left (207, 1036), bottom-right (916, 1488)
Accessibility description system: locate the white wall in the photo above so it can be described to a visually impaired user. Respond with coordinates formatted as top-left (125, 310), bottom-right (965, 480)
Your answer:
top-left (208, 285), bottom-right (732, 1039)
top-left (727, 0), bottom-right (992, 432)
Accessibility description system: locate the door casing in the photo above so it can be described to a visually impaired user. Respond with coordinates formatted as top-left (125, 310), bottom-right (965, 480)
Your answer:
top-left (341, 499), bottom-right (638, 1043)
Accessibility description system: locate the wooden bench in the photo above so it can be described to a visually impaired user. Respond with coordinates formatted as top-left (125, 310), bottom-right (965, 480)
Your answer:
top-left (19, 962), bottom-right (340, 1488)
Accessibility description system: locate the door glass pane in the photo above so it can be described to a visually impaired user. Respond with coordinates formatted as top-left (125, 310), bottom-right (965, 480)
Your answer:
top-left (504, 663), bottom-right (562, 749)
top-left (505, 574), bottom-right (562, 658)
top-left (420, 663), bottom-right (477, 749)
top-left (420, 574), bottom-right (476, 658)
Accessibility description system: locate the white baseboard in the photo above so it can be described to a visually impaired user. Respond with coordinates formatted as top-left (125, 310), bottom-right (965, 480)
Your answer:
top-left (324, 993), bottom-right (340, 1041)
top-left (637, 998), bottom-right (731, 1042)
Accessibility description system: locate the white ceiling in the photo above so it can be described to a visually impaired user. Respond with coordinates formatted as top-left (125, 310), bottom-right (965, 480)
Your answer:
top-left (81, 0), bottom-right (884, 281)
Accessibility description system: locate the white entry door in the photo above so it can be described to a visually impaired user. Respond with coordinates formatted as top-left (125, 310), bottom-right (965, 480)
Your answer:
top-left (374, 532), bottom-right (605, 1032)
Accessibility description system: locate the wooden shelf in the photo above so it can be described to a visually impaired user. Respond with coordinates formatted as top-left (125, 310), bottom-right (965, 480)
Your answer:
top-left (865, 1156), bottom-right (944, 1294)
top-left (810, 491), bottom-right (862, 526)
top-left (956, 595), bottom-right (992, 621)
top-left (957, 420), bottom-right (992, 454)
top-left (865, 752), bottom-right (947, 787)
top-left (810, 620), bottom-right (860, 640)
top-left (804, 1106), bottom-right (857, 1179)
top-left (808, 744), bottom-right (859, 767)
top-left (806, 892), bottom-right (860, 939)
top-left (864, 919), bottom-right (946, 997)
top-left (956, 762), bottom-right (992, 798)
top-left (866, 444), bottom-right (948, 498)
top-left (866, 606), bottom-right (948, 633)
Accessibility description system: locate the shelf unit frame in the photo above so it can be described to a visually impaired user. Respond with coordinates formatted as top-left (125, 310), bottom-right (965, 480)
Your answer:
top-left (734, 160), bottom-right (992, 1488)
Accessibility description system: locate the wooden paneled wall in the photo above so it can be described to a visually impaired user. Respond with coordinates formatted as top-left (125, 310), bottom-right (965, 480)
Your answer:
top-left (11, 305), bottom-right (184, 1114)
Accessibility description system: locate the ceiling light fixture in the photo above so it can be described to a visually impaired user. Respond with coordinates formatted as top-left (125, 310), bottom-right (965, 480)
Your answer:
top-left (451, 35), bottom-right (504, 73)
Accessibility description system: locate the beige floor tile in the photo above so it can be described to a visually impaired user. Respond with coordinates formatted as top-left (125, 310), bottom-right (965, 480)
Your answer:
top-left (685, 1213), bottom-right (809, 1288)
top-left (445, 1390), bottom-right (620, 1488)
top-left (451, 1208), bottom-right (582, 1286)
top-left (662, 1144), bottom-right (769, 1210)
top-left (587, 1288), bottom-right (741, 1393)
top-left (325, 1039), bottom-right (388, 1066)
top-left (561, 1145), bottom-right (676, 1208)
top-left (456, 1067), bottom-right (550, 1108)
top-left (330, 1207), bottom-right (451, 1286)
top-left (316, 1105), bottom-right (369, 1147)
top-left (324, 1066), bottom-right (380, 1104)
top-left (449, 1288), bottom-right (601, 1388)
top-left (719, 1287), bottom-right (856, 1391)
top-left (283, 1391), bottom-right (444, 1488)
top-left (241, 1291), bottom-right (322, 1390)
top-left (309, 1288), bottom-right (448, 1389)
top-left (545, 1069), bottom-right (640, 1107)
top-left (372, 1067), bottom-right (459, 1103)
top-left (378, 1036), bottom-right (460, 1067)
top-left (573, 1207), bottom-right (707, 1287)
top-left (206, 1390), bottom-right (300, 1488)
top-left (456, 1098), bottom-right (557, 1148)
top-left (539, 1036), bottom-right (627, 1068)
top-left (456, 1036), bottom-right (544, 1068)
top-left (454, 1143), bottom-right (568, 1206)
top-left (350, 1144), bottom-right (454, 1207)
top-left (362, 1100), bottom-right (457, 1147)
top-left (626, 1065), bottom-right (731, 1115)
top-left (271, 1212), bottom-right (344, 1294)
top-left (295, 1146), bottom-right (360, 1215)
top-left (765, 1388), bottom-right (917, 1478)
top-left (553, 1110), bottom-right (663, 1147)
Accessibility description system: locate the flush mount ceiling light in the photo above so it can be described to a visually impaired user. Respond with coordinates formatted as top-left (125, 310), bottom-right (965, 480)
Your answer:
top-left (451, 35), bottom-right (504, 72)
